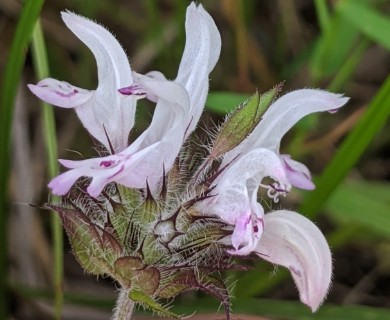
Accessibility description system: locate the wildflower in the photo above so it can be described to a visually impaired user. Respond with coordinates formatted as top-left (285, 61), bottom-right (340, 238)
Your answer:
top-left (29, 3), bottom-right (221, 197)
top-left (28, 12), bottom-right (135, 153)
top-left (201, 143), bottom-right (332, 312)
top-left (200, 148), bottom-right (291, 256)
top-left (222, 89), bottom-right (349, 190)
top-left (29, 2), bottom-right (349, 318)
top-left (200, 89), bottom-right (349, 311)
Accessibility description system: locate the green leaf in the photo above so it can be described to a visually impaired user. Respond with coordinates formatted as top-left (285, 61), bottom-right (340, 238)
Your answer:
top-left (310, 12), bottom-right (359, 80)
top-left (206, 91), bottom-right (250, 114)
top-left (337, 0), bottom-right (390, 51)
top-left (129, 289), bottom-right (180, 318)
top-left (111, 186), bottom-right (142, 246)
top-left (314, 0), bottom-right (331, 32)
top-left (31, 19), bottom-right (64, 319)
top-left (326, 181), bottom-right (390, 238)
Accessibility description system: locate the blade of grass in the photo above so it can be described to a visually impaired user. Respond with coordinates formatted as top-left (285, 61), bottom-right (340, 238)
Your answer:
top-left (0, 0), bottom-right (45, 317)
top-left (310, 12), bottom-right (358, 82)
top-left (300, 74), bottom-right (390, 217)
top-left (30, 20), bottom-right (63, 319)
top-left (337, 0), bottom-right (390, 51)
top-left (314, 0), bottom-right (331, 32)
top-left (328, 39), bottom-right (369, 92)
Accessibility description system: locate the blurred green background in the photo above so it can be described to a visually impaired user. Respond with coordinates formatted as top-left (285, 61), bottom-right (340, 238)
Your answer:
top-left (1, 0), bottom-right (390, 319)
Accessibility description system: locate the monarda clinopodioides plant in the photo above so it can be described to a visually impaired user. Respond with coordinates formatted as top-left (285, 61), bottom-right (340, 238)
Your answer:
top-left (28, 3), bottom-right (349, 319)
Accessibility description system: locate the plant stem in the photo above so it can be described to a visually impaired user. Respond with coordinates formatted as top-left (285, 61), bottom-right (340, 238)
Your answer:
top-left (112, 289), bottom-right (134, 320)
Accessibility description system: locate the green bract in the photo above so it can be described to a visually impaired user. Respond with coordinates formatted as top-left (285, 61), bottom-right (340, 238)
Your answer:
top-left (210, 87), bottom-right (279, 159)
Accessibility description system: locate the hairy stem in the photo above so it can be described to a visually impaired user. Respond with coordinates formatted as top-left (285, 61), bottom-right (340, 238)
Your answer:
top-left (113, 289), bottom-right (134, 320)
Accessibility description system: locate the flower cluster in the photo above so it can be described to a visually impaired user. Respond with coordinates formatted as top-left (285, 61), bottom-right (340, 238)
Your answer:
top-left (29, 3), bottom-right (348, 319)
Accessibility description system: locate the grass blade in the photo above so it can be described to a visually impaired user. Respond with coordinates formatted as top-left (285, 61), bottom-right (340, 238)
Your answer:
top-left (309, 12), bottom-right (358, 81)
top-left (31, 20), bottom-right (63, 319)
top-left (337, 0), bottom-right (390, 50)
top-left (0, 0), bottom-right (45, 317)
top-left (314, 0), bottom-right (331, 32)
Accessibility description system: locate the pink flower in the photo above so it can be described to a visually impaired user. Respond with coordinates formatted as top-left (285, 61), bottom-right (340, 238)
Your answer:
top-left (202, 148), bottom-right (291, 255)
top-left (222, 89), bottom-right (349, 190)
top-left (30, 3), bottom-right (221, 197)
top-left (49, 80), bottom-right (188, 197)
top-left (201, 148), bottom-right (333, 311)
top-left (28, 12), bottom-right (135, 153)
top-left (203, 89), bottom-right (349, 311)
top-left (30, 3), bottom-right (343, 312)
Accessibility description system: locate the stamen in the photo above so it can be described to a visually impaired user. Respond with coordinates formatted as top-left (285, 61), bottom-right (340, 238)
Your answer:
top-left (261, 182), bottom-right (290, 203)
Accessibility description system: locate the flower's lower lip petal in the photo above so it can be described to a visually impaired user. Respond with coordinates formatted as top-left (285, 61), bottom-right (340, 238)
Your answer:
top-left (87, 176), bottom-right (112, 198)
top-left (281, 155), bottom-right (315, 190)
top-left (287, 171), bottom-right (315, 190)
top-left (48, 170), bottom-right (84, 196)
top-left (256, 210), bottom-right (332, 312)
top-left (28, 78), bottom-right (93, 108)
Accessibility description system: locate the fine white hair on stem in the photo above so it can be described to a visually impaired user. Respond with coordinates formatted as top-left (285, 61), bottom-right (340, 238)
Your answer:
top-left (112, 289), bottom-right (134, 320)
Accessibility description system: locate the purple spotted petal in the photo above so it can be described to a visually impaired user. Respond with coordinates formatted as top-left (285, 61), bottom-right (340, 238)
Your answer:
top-left (49, 80), bottom-right (189, 197)
top-left (49, 142), bottom-right (159, 197)
top-left (228, 193), bottom-right (265, 256)
top-left (28, 79), bottom-right (93, 108)
top-left (29, 12), bottom-right (136, 152)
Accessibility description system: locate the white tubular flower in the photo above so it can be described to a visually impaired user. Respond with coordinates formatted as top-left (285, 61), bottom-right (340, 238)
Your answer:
top-left (223, 89), bottom-right (349, 190)
top-left (29, 12), bottom-right (136, 153)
